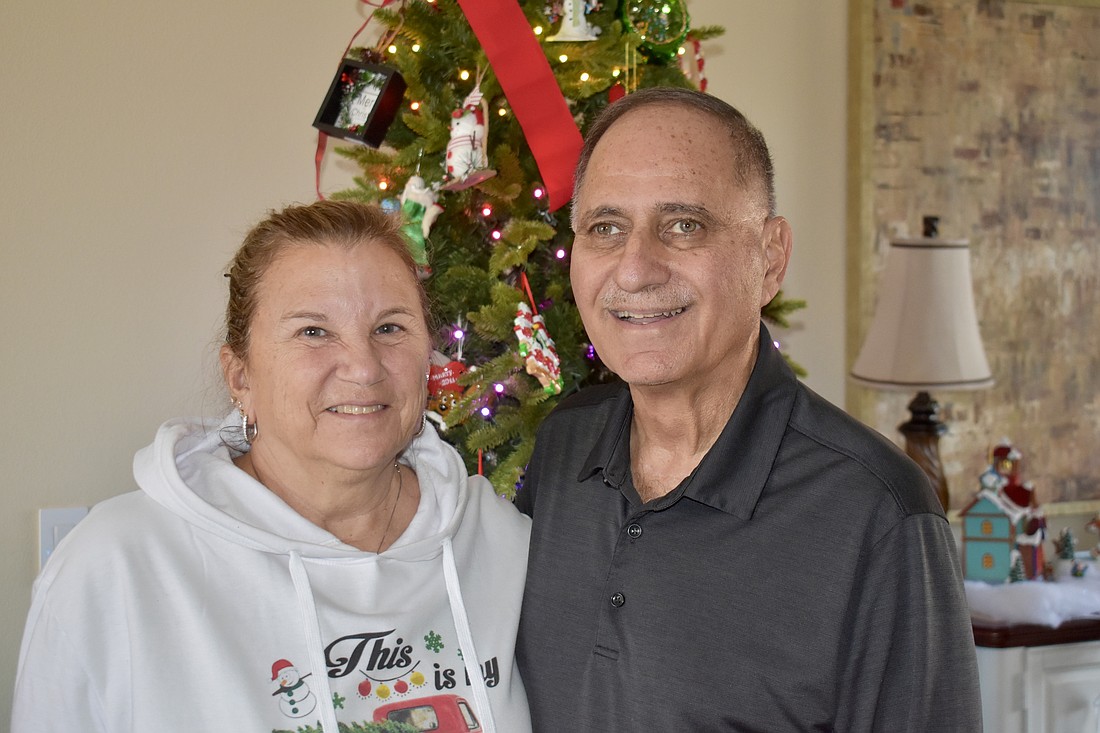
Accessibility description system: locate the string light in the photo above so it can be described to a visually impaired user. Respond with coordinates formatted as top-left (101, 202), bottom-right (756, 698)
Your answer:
top-left (411, 43), bottom-right (421, 52)
top-left (378, 180), bottom-right (389, 191)
top-left (532, 186), bottom-right (545, 200)
top-left (480, 406), bottom-right (493, 419)
top-left (459, 69), bottom-right (471, 81)
top-left (498, 107), bottom-right (508, 117)
top-left (533, 25), bottom-right (543, 35)
top-left (612, 68), bottom-right (621, 77)
top-left (481, 205), bottom-right (493, 217)
top-left (579, 72), bottom-right (590, 82)
top-left (388, 44), bottom-right (398, 54)
top-left (558, 54), bottom-right (569, 63)
top-left (493, 383), bottom-right (506, 394)
top-left (555, 248), bottom-right (567, 259)
top-left (677, 46), bottom-right (687, 56)
top-left (453, 327), bottom-right (466, 340)
top-left (410, 101), bottom-right (421, 111)
top-left (490, 230), bottom-right (503, 241)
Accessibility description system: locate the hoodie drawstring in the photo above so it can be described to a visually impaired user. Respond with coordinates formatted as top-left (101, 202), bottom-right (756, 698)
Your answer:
top-left (288, 550), bottom-right (340, 733)
top-left (442, 536), bottom-right (498, 733)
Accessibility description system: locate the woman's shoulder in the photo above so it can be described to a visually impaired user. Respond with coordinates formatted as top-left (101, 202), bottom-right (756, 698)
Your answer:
top-left (35, 491), bottom-right (184, 590)
top-left (463, 476), bottom-right (531, 536)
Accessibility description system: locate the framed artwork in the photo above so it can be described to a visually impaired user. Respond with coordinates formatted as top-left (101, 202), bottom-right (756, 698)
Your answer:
top-left (847, 0), bottom-right (1100, 512)
top-left (313, 60), bottom-right (406, 148)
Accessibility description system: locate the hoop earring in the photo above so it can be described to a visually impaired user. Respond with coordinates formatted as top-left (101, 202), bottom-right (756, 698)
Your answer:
top-left (413, 411), bottom-right (426, 439)
top-left (236, 401), bottom-right (258, 445)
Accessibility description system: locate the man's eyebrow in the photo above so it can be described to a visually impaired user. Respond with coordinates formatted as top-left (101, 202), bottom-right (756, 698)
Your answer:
top-left (576, 205), bottom-right (628, 222)
top-left (655, 202), bottom-right (715, 221)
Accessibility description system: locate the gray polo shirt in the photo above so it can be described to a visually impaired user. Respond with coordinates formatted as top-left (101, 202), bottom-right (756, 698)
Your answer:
top-left (515, 324), bottom-right (981, 732)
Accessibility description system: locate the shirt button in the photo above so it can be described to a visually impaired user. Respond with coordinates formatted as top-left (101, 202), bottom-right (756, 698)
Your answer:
top-left (626, 523), bottom-right (643, 539)
top-left (610, 592), bottom-right (626, 608)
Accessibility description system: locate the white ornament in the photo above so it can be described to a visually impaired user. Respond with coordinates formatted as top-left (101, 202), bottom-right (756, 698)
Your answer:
top-left (548, 0), bottom-right (600, 42)
top-left (441, 87), bottom-right (496, 190)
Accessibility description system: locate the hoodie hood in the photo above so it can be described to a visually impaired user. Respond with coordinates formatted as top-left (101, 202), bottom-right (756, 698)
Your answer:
top-left (133, 410), bottom-right (469, 560)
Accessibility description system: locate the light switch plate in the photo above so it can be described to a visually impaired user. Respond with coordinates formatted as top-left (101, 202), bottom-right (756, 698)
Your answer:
top-left (39, 507), bottom-right (89, 570)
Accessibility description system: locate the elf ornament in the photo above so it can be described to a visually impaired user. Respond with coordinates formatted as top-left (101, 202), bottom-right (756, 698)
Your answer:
top-left (513, 301), bottom-right (563, 394)
top-left (441, 85), bottom-right (496, 191)
top-left (398, 174), bottom-right (443, 275)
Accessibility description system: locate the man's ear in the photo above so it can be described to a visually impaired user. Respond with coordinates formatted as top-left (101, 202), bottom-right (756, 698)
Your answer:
top-left (219, 344), bottom-right (250, 409)
top-left (759, 215), bottom-right (793, 307)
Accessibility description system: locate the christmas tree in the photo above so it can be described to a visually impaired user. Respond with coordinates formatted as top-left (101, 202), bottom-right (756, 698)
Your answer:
top-left (321, 0), bottom-right (805, 496)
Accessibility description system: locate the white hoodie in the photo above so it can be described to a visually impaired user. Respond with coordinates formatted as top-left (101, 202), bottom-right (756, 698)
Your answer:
top-left (12, 413), bottom-right (532, 733)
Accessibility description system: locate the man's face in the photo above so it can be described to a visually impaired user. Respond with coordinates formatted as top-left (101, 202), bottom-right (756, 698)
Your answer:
top-left (570, 104), bottom-right (789, 392)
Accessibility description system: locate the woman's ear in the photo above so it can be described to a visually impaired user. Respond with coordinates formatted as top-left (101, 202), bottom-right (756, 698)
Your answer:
top-left (759, 215), bottom-right (793, 307)
top-left (219, 344), bottom-right (250, 408)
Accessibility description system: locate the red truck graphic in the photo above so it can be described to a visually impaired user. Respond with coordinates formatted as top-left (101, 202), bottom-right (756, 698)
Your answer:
top-left (373, 693), bottom-right (481, 731)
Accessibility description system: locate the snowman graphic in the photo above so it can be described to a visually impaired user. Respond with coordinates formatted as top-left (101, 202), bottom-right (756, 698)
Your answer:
top-left (270, 659), bottom-right (317, 719)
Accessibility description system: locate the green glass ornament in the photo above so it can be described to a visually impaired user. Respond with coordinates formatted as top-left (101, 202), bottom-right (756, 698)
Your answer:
top-left (619, 0), bottom-right (691, 61)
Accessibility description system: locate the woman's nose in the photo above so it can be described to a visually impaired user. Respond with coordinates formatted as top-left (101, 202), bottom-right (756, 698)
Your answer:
top-left (340, 339), bottom-right (385, 385)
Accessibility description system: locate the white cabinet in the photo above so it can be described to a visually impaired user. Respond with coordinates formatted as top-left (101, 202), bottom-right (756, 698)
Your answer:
top-left (977, 637), bottom-right (1100, 732)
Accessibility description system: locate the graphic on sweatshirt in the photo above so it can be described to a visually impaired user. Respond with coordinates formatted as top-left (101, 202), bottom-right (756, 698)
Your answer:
top-left (270, 627), bottom-right (502, 732)
top-left (269, 659), bottom-right (317, 719)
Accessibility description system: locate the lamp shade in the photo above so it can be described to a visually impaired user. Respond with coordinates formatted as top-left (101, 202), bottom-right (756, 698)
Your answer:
top-left (850, 237), bottom-right (994, 392)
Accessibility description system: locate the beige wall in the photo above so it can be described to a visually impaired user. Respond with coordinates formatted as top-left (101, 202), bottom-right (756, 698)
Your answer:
top-left (0, 0), bottom-right (848, 720)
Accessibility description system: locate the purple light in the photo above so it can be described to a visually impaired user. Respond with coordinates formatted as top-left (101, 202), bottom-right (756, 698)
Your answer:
top-left (586, 344), bottom-right (596, 360)
top-left (493, 383), bottom-right (505, 394)
top-left (453, 328), bottom-right (465, 340)
top-left (480, 406), bottom-right (492, 418)
top-left (532, 187), bottom-right (544, 199)
top-left (773, 340), bottom-right (781, 349)
top-left (555, 248), bottom-right (567, 259)
top-left (481, 205), bottom-right (492, 217)
top-left (491, 230), bottom-right (502, 241)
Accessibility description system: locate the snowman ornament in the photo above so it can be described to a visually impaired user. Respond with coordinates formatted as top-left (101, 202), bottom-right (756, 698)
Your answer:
top-left (270, 659), bottom-right (318, 719)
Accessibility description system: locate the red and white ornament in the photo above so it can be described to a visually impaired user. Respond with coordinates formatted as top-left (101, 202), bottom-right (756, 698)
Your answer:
top-left (441, 86), bottom-right (496, 190)
top-left (513, 301), bottom-right (563, 394)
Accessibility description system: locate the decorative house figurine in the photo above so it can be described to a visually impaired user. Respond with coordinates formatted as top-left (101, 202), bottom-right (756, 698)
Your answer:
top-left (960, 439), bottom-right (1046, 583)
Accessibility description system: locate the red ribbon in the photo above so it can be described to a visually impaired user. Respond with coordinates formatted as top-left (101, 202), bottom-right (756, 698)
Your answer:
top-left (455, 0), bottom-right (582, 212)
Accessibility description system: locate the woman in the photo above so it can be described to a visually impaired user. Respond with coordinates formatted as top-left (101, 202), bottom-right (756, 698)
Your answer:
top-left (12, 201), bottom-right (532, 732)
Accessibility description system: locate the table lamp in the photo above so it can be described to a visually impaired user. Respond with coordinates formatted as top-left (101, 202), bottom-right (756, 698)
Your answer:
top-left (850, 218), bottom-right (994, 510)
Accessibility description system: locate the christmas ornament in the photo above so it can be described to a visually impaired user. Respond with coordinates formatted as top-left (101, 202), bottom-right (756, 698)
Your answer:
top-left (513, 301), bottom-right (563, 394)
top-left (427, 350), bottom-right (470, 431)
top-left (620, 0), bottom-right (690, 61)
top-left (441, 84), bottom-right (497, 191)
top-left (678, 35), bottom-right (707, 92)
top-left (547, 0), bottom-right (601, 42)
top-left (398, 174), bottom-right (443, 274)
top-left (313, 60), bottom-right (406, 147)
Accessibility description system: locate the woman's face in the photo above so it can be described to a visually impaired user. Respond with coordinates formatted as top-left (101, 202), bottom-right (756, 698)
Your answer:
top-left (224, 239), bottom-right (432, 478)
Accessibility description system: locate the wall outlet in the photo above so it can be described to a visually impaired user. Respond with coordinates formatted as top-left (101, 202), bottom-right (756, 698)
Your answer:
top-left (39, 507), bottom-right (89, 570)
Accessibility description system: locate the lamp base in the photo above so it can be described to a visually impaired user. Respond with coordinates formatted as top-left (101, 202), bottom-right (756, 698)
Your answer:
top-left (898, 391), bottom-right (950, 511)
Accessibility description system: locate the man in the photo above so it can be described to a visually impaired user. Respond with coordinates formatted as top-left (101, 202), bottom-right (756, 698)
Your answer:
top-left (514, 87), bottom-right (981, 731)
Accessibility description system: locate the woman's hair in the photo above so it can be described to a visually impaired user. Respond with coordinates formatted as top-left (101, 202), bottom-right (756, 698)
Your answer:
top-left (571, 86), bottom-right (777, 220)
top-left (223, 200), bottom-right (431, 358)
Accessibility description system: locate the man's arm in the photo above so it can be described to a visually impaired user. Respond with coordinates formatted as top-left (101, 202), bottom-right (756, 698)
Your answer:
top-left (834, 512), bottom-right (982, 732)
